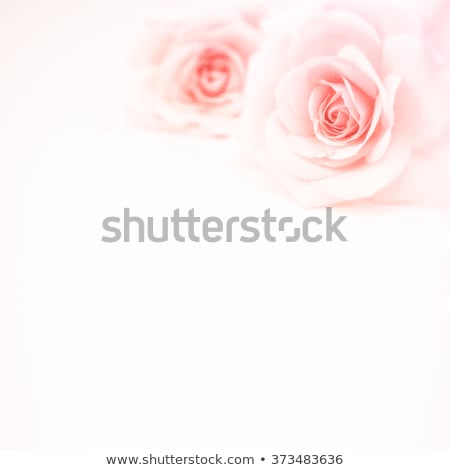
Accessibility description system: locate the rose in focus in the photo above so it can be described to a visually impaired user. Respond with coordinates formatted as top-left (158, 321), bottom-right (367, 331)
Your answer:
top-left (135, 5), bottom-right (263, 137)
top-left (242, 0), bottom-right (450, 207)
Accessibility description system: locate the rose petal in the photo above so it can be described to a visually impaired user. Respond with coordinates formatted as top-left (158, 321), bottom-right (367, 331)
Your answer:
top-left (276, 66), bottom-right (315, 136)
top-left (289, 134), bottom-right (365, 160)
top-left (265, 113), bottom-right (342, 180)
top-left (323, 0), bottom-right (422, 38)
top-left (311, 128), bottom-right (411, 203)
top-left (382, 34), bottom-right (450, 145)
top-left (288, 9), bottom-right (382, 69)
top-left (365, 74), bottom-right (401, 163)
top-left (174, 12), bottom-right (262, 61)
top-left (240, 35), bottom-right (291, 157)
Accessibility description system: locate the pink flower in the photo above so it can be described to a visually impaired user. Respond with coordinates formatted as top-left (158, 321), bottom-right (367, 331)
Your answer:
top-left (241, 0), bottom-right (450, 207)
top-left (134, 4), bottom-right (264, 137)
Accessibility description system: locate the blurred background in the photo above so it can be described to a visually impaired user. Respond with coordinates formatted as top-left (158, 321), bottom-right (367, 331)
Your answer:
top-left (1, 0), bottom-right (450, 451)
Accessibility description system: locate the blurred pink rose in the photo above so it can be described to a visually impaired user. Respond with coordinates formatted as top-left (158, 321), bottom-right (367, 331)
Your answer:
top-left (134, 4), bottom-right (264, 137)
top-left (242, 0), bottom-right (450, 207)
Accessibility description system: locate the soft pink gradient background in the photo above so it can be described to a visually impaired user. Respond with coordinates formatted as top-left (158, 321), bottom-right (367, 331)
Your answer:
top-left (1, 0), bottom-right (450, 453)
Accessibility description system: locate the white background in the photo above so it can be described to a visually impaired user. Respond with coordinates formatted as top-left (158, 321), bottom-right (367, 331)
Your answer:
top-left (1, 0), bottom-right (450, 458)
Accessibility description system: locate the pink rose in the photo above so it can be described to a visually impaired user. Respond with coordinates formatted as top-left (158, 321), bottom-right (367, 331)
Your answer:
top-left (134, 4), bottom-right (264, 137)
top-left (241, 0), bottom-right (450, 207)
